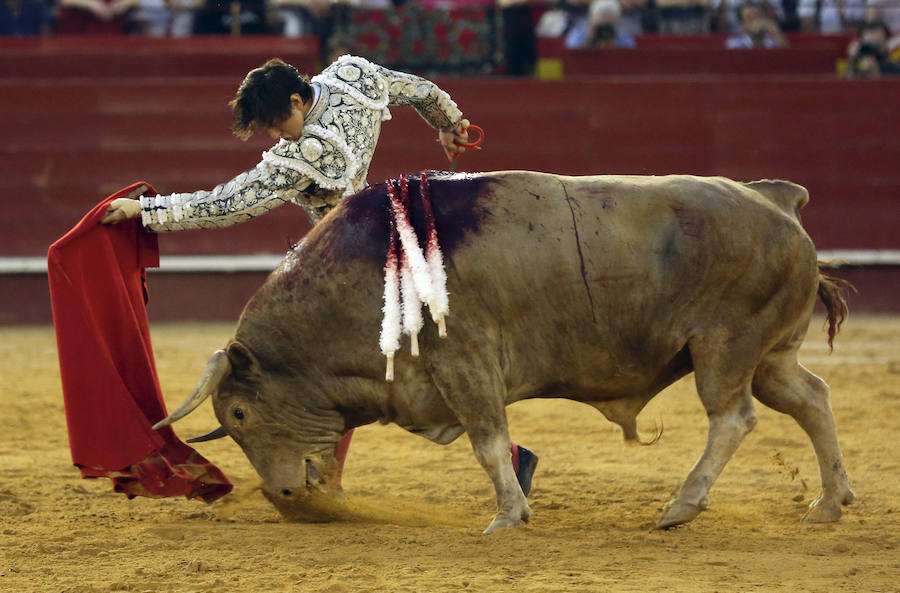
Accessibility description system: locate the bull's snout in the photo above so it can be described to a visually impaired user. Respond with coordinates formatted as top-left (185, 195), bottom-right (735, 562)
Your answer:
top-left (262, 462), bottom-right (346, 522)
top-left (262, 484), bottom-right (311, 521)
top-left (265, 461), bottom-right (317, 500)
top-left (263, 459), bottom-right (330, 503)
top-left (254, 453), bottom-right (345, 521)
top-left (264, 484), bottom-right (310, 504)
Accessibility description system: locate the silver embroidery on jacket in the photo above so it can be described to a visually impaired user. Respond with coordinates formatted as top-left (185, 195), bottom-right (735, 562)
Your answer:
top-left (141, 55), bottom-right (463, 231)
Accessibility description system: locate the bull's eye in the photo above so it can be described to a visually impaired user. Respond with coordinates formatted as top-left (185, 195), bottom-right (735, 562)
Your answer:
top-left (233, 408), bottom-right (245, 421)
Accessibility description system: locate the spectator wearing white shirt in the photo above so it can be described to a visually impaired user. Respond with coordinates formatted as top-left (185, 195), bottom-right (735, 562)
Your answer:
top-left (725, 0), bottom-right (788, 47)
top-left (712, 0), bottom-right (785, 32)
top-left (798, 0), bottom-right (866, 33)
top-left (566, 0), bottom-right (637, 48)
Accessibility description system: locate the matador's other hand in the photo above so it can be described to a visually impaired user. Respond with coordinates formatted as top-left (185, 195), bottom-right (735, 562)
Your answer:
top-left (100, 198), bottom-right (141, 225)
top-left (438, 119), bottom-right (470, 162)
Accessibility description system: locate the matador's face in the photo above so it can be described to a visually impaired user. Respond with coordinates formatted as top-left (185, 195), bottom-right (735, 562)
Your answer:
top-left (267, 93), bottom-right (309, 142)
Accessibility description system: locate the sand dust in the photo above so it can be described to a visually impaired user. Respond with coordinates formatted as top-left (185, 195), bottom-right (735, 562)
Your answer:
top-left (1, 315), bottom-right (898, 593)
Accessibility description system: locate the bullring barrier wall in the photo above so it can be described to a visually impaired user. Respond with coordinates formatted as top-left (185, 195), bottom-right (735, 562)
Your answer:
top-left (1, 39), bottom-right (898, 322)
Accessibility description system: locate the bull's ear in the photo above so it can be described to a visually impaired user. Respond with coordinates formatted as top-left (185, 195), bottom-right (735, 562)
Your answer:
top-left (226, 340), bottom-right (260, 380)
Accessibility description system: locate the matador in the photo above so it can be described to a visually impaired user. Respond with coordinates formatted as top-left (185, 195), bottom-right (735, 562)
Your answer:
top-left (106, 55), bottom-right (465, 229)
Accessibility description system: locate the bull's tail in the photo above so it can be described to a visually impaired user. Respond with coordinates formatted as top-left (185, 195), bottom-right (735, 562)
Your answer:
top-left (816, 269), bottom-right (854, 351)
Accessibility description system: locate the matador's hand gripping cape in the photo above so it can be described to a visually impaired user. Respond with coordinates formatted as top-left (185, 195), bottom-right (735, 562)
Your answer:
top-left (48, 183), bottom-right (232, 502)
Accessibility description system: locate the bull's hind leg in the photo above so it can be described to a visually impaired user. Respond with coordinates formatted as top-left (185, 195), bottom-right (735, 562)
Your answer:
top-left (657, 338), bottom-right (759, 529)
top-left (752, 350), bottom-right (854, 522)
top-left (428, 355), bottom-right (530, 534)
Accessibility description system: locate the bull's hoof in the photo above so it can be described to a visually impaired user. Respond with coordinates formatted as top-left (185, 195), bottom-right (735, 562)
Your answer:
top-left (483, 506), bottom-right (530, 534)
top-left (804, 489), bottom-right (854, 523)
top-left (655, 497), bottom-right (707, 530)
top-left (483, 515), bottom-right (525, 534)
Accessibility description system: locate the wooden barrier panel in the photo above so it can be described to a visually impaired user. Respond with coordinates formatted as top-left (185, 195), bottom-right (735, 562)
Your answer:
top-left (562, 48), bottom-right (840, 76)
top-left (1, 264), bottom-right (892, 325)
top-left (1, 43), bottom-right (897, 320)
top-left (2, 76), bottom-right (898, 256)
top-left (0, 36), bottom-right (321, 78)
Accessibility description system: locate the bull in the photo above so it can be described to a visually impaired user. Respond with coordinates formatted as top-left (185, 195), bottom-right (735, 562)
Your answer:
top-left (154, 171), bottom-right (854, 533)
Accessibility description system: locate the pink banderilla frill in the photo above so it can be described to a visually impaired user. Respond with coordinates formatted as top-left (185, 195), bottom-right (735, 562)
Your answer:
top-left (379, 174), bottom-right (450, 381)
top-left (397, 176), bottom-right (423, 357)
top-left (379, 214), bottom-right (401, 382)
top-left (419, 172), bottom-right (449, 337)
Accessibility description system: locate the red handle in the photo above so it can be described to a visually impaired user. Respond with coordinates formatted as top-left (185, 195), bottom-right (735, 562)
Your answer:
top-left (457, 124), bottom-right (484, 150)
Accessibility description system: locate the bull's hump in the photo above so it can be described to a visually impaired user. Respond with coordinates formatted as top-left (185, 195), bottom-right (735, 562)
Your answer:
top-left (743, 179), bottom-right (810, 215)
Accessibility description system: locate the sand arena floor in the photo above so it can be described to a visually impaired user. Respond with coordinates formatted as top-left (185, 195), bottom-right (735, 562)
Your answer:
top-left (1, 315), bottom-right (898, 593)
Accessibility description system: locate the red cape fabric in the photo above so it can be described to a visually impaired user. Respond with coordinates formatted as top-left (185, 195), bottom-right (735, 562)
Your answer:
top-left (48, 182), bottom-right (232, 503)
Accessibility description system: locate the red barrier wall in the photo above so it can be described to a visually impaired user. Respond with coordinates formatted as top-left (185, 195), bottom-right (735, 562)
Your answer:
top-left (0, 36), bottom-right (321, 78)
top-left (4, 76), bottom-right (896, 255)
top-left (562, 48), bottom-right (841, 76)
top-left (2, 41), bottom-right (898, 322)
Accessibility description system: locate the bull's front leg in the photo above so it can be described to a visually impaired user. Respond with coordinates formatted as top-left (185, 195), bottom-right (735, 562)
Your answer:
top-left (427, 349), bottom-right (530, 534)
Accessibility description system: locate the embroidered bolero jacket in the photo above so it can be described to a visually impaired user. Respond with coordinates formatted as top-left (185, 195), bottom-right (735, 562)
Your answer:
top-left (139, 55), bottom-right (463, 230)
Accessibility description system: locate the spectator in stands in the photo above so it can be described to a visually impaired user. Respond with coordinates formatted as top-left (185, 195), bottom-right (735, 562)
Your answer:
top-left (779, 0), bottom-right (800, 31)
top-left (270, 0), bottom-right (330, 38)
top-left (866, 0), bottom-right (900, 39)
top-left (54, 0), bottom-right (137, 33)
top-left (1, 0), bottom-right (53, 34)
top-left (711, 0), bottom-right (787, 33)
top-left (501, 0), bottom-right (538, 75)
top-left (169, 0), bottom-right (204, 36)
top-left (656, 0), bottom-right (712, 34)
top-left (725, 0), bottom-right (787, 48)
top-left (797, 0), bottom-right (865, 33)
top-left (193, 0), bottom-right (270, 34)
top-left (857, 18), bottom-right (892, 54)
top-left (618, 0), bottom-right (647, 35)
top-left (535, 0), bottom-right (589, 46)
top-left (129, 0), bottom-right (202, 36)
top-left (130, 0), bottom-right (168, 35)
top-left (847, 42), bottom-right (889, 77)
top-left (846, 19), bottom-right (900, 77)
top-left (712, 0), bottom-right (743, 32)
top-left (567, 0), bottom-right (637, 48)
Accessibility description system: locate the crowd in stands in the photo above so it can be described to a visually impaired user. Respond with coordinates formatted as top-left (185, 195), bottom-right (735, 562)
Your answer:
top-left (2, 0), bottom-right (899, 76)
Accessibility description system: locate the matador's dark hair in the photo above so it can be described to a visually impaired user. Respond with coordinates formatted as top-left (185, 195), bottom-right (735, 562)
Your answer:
top-left (229, 58), bottom-right (313, 140)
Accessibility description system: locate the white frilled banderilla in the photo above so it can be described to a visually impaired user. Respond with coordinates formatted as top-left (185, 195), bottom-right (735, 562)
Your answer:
top-left (379, 174), bottom-right (450, 381)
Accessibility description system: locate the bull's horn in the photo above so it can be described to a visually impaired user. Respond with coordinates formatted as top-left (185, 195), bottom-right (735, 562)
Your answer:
top-left (186, 426), bottom-right (228, 443)
top-left (152, 350), bottom-right (232, 430)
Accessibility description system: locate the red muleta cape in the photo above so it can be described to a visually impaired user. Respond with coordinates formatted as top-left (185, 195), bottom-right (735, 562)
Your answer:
top-left (48, 182), bottom-right (232, 503)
